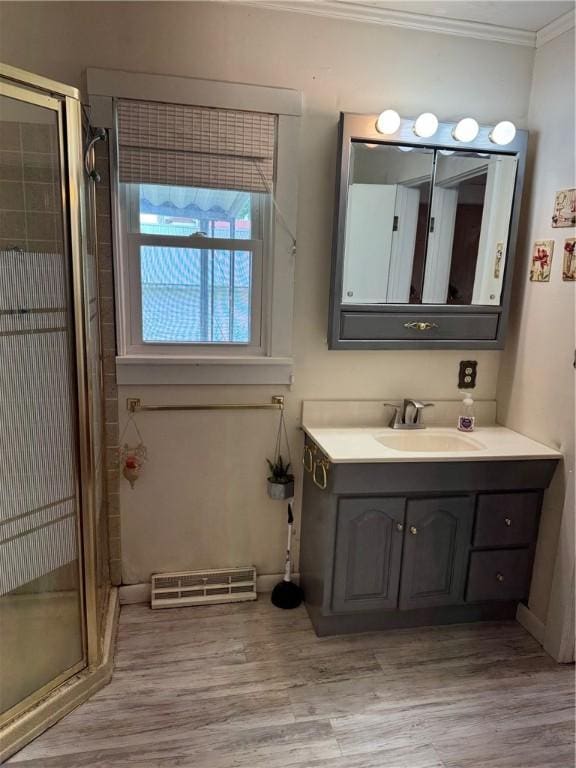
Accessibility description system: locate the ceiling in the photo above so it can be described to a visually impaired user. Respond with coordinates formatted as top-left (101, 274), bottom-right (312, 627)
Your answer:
top-left (253, 0), bottom-right (575, 46)
top-left (350, 1), bottom-right (574, 33)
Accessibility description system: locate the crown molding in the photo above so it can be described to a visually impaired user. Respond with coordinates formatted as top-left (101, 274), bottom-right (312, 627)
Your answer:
top-left (244, 1), bottom-right (537, 47)
top-left (536, 9), bottom-right (575, 48)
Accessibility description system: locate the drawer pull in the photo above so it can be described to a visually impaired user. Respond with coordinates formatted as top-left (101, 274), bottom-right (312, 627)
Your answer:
top-left (496, 572), bottom-right (505, 583)
top-left (409, 525), bottom-right (418, 535)
top-left (504, 517), bottom-right (512, 527)
top-left (404, 321), bottom-right (439, 332)
top-left (396, 522), bottom-right (404, 532)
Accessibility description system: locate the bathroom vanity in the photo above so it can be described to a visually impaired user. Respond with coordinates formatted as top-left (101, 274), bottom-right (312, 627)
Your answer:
top-left (299, 402), bottom-right (561, 636)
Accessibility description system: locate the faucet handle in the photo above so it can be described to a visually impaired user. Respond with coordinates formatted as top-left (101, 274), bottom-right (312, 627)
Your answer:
top-left (383, 403), bottom-right (402, 428)
top-left (404, 399), bottom-right (434, 410)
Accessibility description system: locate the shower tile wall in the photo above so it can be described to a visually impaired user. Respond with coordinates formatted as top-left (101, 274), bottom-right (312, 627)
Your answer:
top-left (0, 120), bottom-right (62, 253)
top-left (93, 139), bottom-right (121, 586)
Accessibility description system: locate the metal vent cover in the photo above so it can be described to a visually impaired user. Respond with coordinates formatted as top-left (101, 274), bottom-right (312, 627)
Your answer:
top-left (151, 566), bottom-right (257, 610)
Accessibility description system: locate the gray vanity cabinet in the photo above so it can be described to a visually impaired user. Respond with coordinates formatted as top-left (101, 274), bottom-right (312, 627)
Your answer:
top-left (299, 438), bottom-right (558, 636)
top-left (399, 497), bottom-right (474, 610)
top-left (332, 498), bottom-right (404, 613)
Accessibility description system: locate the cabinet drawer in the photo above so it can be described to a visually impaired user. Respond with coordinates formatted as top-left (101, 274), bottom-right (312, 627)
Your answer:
top-left (340, 312), bottom-right (499, 341)
top-left (474, 493), bottom-right (540, 547)
top-left (466, 550), bottom-right (532, 602)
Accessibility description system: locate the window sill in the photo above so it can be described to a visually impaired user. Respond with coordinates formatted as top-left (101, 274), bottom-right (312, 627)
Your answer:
top-left (115, 355), bottom-right (294, 385)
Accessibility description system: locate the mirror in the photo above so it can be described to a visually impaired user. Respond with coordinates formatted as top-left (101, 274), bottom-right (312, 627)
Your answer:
top-left (343, 142), bottom-right (433, 304)
top-left (342, 144), bottom-right (518, 307)
top-left (426, 151), bottom-right (518, 305)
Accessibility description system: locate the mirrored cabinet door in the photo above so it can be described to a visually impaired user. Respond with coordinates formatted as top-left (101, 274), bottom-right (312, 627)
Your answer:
top-left (342, 143), bottom-right (433, 305)
top-left (425, 152), bottom-right (518, 306)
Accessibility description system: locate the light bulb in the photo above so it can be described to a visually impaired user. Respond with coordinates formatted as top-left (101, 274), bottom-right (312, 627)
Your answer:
top-left (453, 118), bottom-right (479, 142)
top-left (490, 120), bottom-right (516, 146)
top-left (398, 146), bottom-right (413, 152)
top-left (413, 112), bottom-right (438, 138)
top-left (375, 110), bottom-right (401, 135)
top-left (438, 149), bottom-right (455, 156)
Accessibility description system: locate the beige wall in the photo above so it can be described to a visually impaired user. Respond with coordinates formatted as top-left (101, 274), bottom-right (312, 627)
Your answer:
top-left (497, 28), bottom-right (575, 659)
top-left (0, 2), bottom-right (536, 583)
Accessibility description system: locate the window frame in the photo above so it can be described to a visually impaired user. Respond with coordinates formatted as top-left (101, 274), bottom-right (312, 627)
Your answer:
top-left (121, 182), bottom-right (267, 357)
top-left (87, 67), bottom-right (301, 385)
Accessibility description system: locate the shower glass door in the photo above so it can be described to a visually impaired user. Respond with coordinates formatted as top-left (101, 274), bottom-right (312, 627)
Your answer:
top-left (0, 85), bottom-right (85, 722)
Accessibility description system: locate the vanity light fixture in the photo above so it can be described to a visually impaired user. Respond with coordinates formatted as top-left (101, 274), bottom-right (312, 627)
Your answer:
top-left (453, 117), bottom-right (480, 142)
top-left (375, 109), bottom-right (401, 135)
top-left (413, 112), bottom-right (438, 138)
top-left (490, 120), bottom-right (517, 146)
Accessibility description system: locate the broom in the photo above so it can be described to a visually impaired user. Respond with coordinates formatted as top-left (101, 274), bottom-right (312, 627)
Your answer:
top-left (271, 503), bottom-right (304, 609)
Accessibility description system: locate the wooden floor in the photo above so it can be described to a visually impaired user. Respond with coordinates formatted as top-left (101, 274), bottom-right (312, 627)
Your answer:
top-left (8, 599), bottom-right (575, 767)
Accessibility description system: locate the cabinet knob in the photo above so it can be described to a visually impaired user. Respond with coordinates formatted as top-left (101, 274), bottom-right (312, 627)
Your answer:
top-left (504, 517), bottom-right (512, 527)
top-left (396, 522), bottom-right (404, 532)
top-left (496, 572), bottom-right (505, 582)
top-left (409, 525), bottom-right (418, 535)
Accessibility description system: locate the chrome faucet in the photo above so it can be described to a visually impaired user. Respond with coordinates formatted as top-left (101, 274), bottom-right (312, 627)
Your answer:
top-left (384, 399), bottom-right (434, 430)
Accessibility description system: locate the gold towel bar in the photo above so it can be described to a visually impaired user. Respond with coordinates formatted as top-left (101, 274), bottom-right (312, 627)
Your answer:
top-left (126, 396), bottom-right (284, 413)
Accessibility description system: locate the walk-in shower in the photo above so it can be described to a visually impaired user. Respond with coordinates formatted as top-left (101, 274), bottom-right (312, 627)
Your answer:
top-left (0, 63), bottom-right (114, 761)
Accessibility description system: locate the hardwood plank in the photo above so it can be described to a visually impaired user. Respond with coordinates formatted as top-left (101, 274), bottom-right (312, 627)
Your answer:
top-left (435, 721), bottom-right (575, 767)
top-left (9, 720), bottom-right (340, 767)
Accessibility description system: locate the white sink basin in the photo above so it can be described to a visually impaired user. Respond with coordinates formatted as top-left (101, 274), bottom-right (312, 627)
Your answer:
top-left (375, 431), bottom-right (485, 453)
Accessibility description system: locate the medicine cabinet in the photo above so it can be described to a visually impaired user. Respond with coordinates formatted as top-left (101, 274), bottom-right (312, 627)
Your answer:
top-left (328, 113), bottom-right (527, 349)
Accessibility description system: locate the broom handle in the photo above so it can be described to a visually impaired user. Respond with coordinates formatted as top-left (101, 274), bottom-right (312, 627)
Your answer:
top-left (284, 503), bottom-right (293, 582)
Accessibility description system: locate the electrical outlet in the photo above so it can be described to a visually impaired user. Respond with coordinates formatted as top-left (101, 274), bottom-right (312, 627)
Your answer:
top-left (458, 360), bottom-right (477, 389)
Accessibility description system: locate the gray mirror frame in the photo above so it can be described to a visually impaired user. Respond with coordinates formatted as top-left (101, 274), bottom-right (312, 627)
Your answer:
top-left (328, 113), bottom-right (528, 350)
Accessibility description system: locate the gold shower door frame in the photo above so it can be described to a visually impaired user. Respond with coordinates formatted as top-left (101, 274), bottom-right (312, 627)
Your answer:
top-left (0, 65), bottom-right (99, 727)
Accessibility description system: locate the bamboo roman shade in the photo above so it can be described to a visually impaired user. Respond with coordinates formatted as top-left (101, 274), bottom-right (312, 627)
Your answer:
top-left (117, 99), bottom-right (276, 193)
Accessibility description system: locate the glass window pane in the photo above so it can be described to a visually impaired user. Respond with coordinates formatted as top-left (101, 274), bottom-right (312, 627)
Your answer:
top-left (140, 246), bottom-right (252, 344)
top-left (139, 184), bottom-right (254, 239)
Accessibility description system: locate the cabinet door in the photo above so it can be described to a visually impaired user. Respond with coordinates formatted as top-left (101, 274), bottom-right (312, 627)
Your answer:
top-left (332, 498), bottom-right (405, 613)
top-left (399, 496), bottom-right (474, 610)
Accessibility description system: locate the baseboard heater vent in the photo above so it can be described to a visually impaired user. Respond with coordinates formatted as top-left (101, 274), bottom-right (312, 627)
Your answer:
top-left (151, 566), bottom-right (257, 610)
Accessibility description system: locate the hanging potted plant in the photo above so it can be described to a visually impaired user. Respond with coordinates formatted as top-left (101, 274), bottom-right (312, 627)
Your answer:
top-left (267, 405), bottom-right (294, 500)
top-left (266, 455), bottom-right (294, 500)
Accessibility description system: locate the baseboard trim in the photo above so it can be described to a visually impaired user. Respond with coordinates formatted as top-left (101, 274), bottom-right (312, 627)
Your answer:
top-left (516, 602), bottom-right (546, 645)
top-left (119, 574), bottom-right (300, 605)
top-left (119, 582), bottom-right (151, 604)
top-left (0, 586), bottom-right (119, 763)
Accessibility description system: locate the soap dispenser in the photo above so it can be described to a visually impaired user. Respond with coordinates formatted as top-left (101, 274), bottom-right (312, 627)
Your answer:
top-left (457, 394), bottom-right (475, 432)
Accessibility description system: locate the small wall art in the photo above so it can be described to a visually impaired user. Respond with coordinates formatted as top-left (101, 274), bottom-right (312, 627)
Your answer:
top-left (563, 237), bottom-right (576, 281)
top-left (552, 188), bottom-right (576, 228)
top-left (529, 240), bottom-right (554, 282)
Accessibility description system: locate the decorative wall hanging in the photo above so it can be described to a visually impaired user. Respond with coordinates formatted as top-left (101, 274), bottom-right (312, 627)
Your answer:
top-left (119, 413), bottom-right (148, 489)
top-left (552, 188), bottom-right (576, 228)
top-left (530, 240), bottom-right (554, 282)
top-left (562, 238), bottom-right (576, 281)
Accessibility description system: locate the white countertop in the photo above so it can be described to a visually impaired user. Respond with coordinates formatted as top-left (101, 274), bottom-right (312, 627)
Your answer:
top-left (302, 425), bottom-right (562, 464)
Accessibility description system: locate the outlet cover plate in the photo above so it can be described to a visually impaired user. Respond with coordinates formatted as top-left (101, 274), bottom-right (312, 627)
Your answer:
top-left (458, 360), bottom-right (477, 389)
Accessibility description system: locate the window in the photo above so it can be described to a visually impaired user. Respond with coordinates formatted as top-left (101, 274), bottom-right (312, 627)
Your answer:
top-left (92, 68), bottom-right (301, 385)
top-left (124, 182), bottom-right (265, 349)
top-left (117, 99), bottom-right (276, 362)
